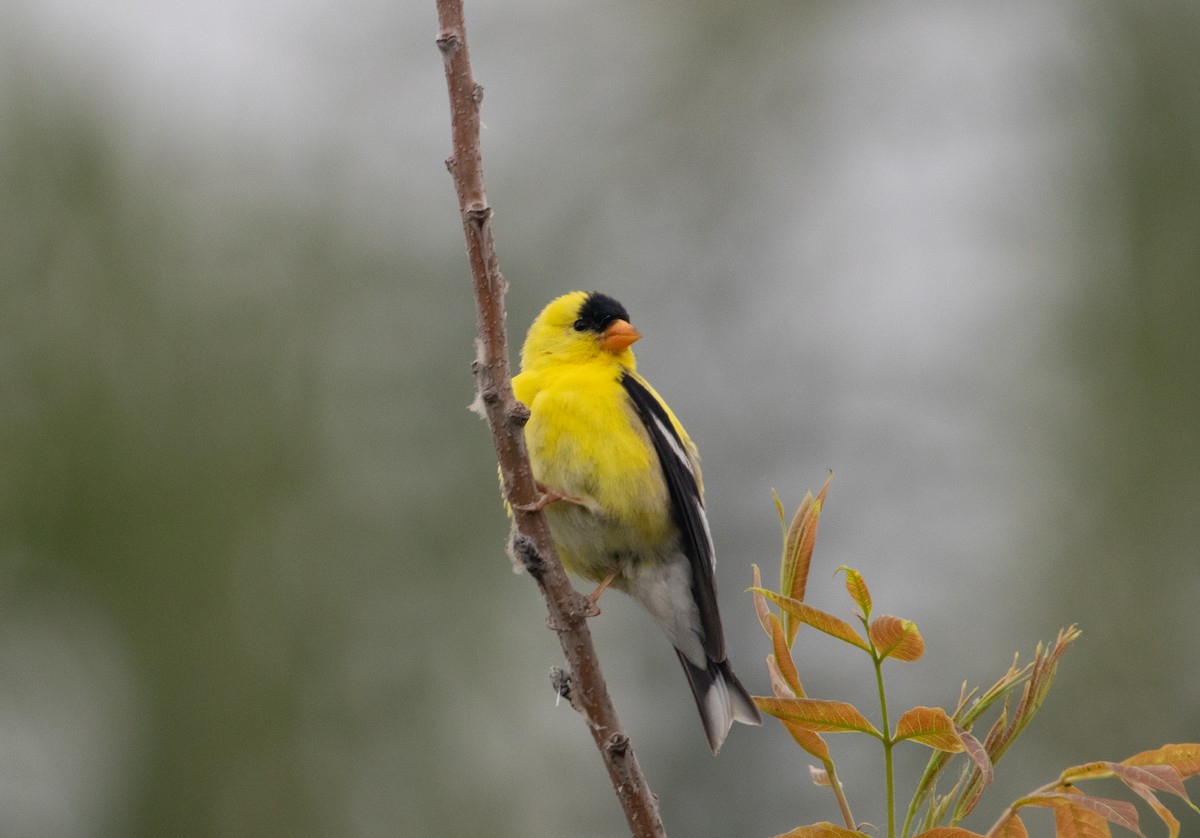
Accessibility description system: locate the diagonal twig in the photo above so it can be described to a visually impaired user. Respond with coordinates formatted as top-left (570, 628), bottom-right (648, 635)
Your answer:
top-left (434, 2), bottom-right (666, 834)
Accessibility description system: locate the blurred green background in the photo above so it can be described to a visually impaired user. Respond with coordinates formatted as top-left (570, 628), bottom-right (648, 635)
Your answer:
top-left (1, 1), bottom-right (1197, 836)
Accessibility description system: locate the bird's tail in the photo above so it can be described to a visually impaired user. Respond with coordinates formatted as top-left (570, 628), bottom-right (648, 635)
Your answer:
top-left (676, 651), bottom-right (762, 753)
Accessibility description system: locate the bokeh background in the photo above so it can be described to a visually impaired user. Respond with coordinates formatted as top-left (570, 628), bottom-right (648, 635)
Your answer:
top-left (2, 0), bottom-right (1198, 836)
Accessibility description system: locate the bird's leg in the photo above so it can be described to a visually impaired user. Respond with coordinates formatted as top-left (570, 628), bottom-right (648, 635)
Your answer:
top-left (581, 566), bottom-right (621, 617)
top-left (515, 482), bottom-right (594, 513)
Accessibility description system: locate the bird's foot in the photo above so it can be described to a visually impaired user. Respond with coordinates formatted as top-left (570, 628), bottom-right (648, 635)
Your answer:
top-left (581, 568), bottom-right (620, 617)
top-left (579, 596), bottom-right (602, 619)
top-left (544, 591), bottom-right (599, 629)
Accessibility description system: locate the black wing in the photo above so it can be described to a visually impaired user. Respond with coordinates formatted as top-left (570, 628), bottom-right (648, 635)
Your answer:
top-left (621, 372), bottom-right (725, 662)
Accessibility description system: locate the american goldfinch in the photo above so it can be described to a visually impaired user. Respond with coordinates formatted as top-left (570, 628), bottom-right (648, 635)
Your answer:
top-left (511, 290), bottom-right (761, 753)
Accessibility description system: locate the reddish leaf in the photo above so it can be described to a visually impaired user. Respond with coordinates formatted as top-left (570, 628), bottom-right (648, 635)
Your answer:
top-left (990, 813), bottom-right (1028, 838)
top-left (1112, 761), bottom-right (1197, 834)
top-left (1125, 780), bottom-right (1181, 838)
top-left (781, 472), bottom-right (833, 643)
top-left (753, 589), bottom-right (869, 651)
top-left (869, 615), bottom-right (925, 662)
top-left (955, 724), bottom-right (994, 815)
top-left (1067, 795), bottom-right (1140, 834)
top-left (756, 696), bottom-right (881, 737)
top-left (767, 656), bottom-right (797, 699)
top-left (840, 566), bottom-right (872, 617)
top-left (1064, 760), bottom-right (1192, 803)
top-left (1111, 762), bottom-right (1191, 800)
top-left (1057, 756), bottom-right (1198, 828)
top-left (775, 823), bottom-right (869, 838)
top-left (769, 614), bottom-right (805, 697)
top-left (893, 706), bottom-right (964, 752)
top-left (1015, 626), bottom-right (1081, 731)
top-left (1052, 800), bottom-right (1113, 838)
top-left (1124, 743), bottom-right (1200, 780)
top-left (781, 492), bottom-right (813, 603)
top-left (981, 703), bottom-right (1009, 757)
top-left (1025, 793), bottom-right (1140, 837)
top-left (782, 719), bottom-right (832, 761)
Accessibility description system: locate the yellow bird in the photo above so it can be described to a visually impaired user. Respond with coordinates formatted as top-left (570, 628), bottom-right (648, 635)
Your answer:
top-left (512, 291), bottom-right (761, 753)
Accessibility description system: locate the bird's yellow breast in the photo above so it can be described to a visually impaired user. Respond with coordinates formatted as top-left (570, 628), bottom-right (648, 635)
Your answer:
top-left (513, 361), bottom-right (674, 581)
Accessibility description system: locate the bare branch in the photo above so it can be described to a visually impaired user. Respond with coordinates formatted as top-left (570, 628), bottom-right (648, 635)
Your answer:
top-left (435, 2), bottom-right (666, 834)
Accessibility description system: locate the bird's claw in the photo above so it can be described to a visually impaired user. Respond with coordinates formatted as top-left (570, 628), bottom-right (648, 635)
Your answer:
top-left (580, 594), bottom-right (602, 619)
top-left (545, 594), bottom-right (601, 627)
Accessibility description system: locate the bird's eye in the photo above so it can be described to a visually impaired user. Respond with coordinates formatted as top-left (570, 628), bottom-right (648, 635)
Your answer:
top-left (572, 318), bottom-right (586, 332)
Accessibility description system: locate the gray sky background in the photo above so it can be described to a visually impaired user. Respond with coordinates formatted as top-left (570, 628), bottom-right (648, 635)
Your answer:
top-left (2, 1), bottom-right (1197, 836)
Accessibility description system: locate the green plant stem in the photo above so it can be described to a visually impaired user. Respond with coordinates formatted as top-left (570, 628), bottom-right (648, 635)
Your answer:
top-left (872, 649), bottom-right (895, 838)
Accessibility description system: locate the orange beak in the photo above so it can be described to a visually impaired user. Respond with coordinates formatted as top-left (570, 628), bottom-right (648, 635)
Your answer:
top-left (601, 319), bottom-right (642, 353)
